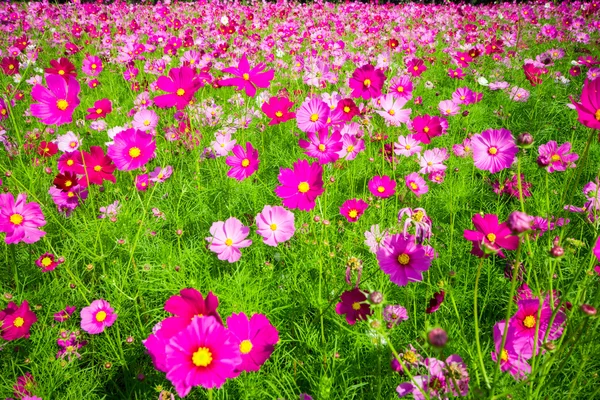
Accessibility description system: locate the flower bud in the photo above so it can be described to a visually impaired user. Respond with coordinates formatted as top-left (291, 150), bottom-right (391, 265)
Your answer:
top-left (581, 304), bottom-right (597, 316)
top-left (550, 245), bottom-right (564, 258)
top-left (428, 327), bottom-right (448, 348)
top-left (517, 132), bottom-right (534, 147)
top-left (507, 211), bottom-right (533, 234)
top-left (369, 291), bottom-right (383, 305)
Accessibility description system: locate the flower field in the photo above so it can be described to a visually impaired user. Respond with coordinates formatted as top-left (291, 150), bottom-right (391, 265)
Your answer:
top-left (0, 0), bottom-right (600, 399)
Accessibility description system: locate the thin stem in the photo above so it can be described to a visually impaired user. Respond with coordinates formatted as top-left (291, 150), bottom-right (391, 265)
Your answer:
top-left (474, 257), bottom-right (491, 389)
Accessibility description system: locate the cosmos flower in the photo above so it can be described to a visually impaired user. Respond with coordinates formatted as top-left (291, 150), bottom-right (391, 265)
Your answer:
top-left (0, 300), bottom-right (37, 340)
top-left (107, 129), bottom-right (156, 171)
top-left (537, 141), bottom-right (578, 172)
top-left (86, 98), bottom-right (112, 120)
top-left (45, 57), bottom-right (77, 79)
top-left (463, 214), bottom-right (519, 258)
top-left (30, 74), bottom-right (80, 126)
top-left (296, 97), bottom-right (330, 133)
top-left (364, 224), bottom-right (389, 254)
top-left (226, 142), bottom-right (259, 181)
top-left (219, 53), bottom-right (275, 97)
top-left (335, 288), bottom-right (373, 325)
top-left (368, 175), bottom-right (396, 198)
top-left (274, 159), bottom-right (325, 211)
top-left (406, 58), bottom-right (427, 77)
top-left (53, 306), bottom-right (77, 322)
top-left (82, 55), bottom-right (102, 76)
top-left (405, 173), bottom-right (428, 197)
top-left (56, 131), bottom-right (81, 153)
top-left (438, 100), bottom-right (460, 116)
top-left (491, 321), bottom-right (532, 380)
top-left (394, 134), bottom-right (422, 157)
top-left (376, 234), bottom-right (431, 286)
top-left (349, 64), bottom-right (386, 100)
top-left (337, 133), bottom-right (365, 160)
top-left (570, 78), bottom-right (600, 130)
top-left (149, 166), bottom-right (173, 183)
top-left (132, 109), bottom-right (159, 132)
top-left (340, 198), bottom-right (369, 223)
top-left (375, 94), bottom-right (411, 126)
top-left (389, 75), bottom-right (414, 100)
top-left (410, 115), bottom-right (447, 144)
top-left (211, 132), bottom-right (237, 157)
top-left (335, 98), bottom-right (360, 121)
top-left (226, 312), bottom-right (279, 373)
top-left (417, 148), bottom-right (448, 174)
top-left (261, 96), bottom-right (295, 125)
top-left (161, 289), bottom-right (223, 338)
top-left (298, 128), bottom-right (343, 164)
top-left (0, 193), bottom-right (46, 244)
top-left (35, 252), bottom-right (63, 272)
top-left (255, 205), bottom-right (295, 247)
top-left (154, 66), bottom-right (203, 110)
top-left (471, 128), bottom-right (518, 174)
top-left (205, 217), bottom-right (252, 263)
top-left (80, 299), bottom-right (117, 335)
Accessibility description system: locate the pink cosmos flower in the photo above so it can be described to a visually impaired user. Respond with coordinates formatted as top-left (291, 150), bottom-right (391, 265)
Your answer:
top-left (54, 305), bottom-right (77, 322)
top-left (149, 166), bottom-right (173, 183)
top-left (438, 100), bottom-right (460, 116)
top-left (375, 94), bottom-right (411, 126)
top-left (509, 87), bottom-right (530, 102)
top-left (219, 54), bottom-right (274, 97)
top-left (417, 148), bottom-right (448, 174)
top-left (405, 173), bottom-right (428, 197)
top-left (452, 138), bottom-right (472, 158)
top-left (78, 146), bottom-right (116, 186)
top-left (394, 134), bottom-right (422, 157)
top-left (56, 131), bottom-right (81, 153)
top-left (410, 115), bottom-right (447, 144)
top-left (570, 79), bottom-right (600, 130)
top-left (226, 142), bottom-right (259, 181)
top-left (80, 299), bottom-right (117, 335)
top-left (226, 312), bottom-right (279, 373)
top-left (160, 289), bottom-right (222, 338)
top-left (349, 64), bottom-right (386, 100)
top-left (389, 75), bottom-right (413, 100)
top-left (82, 55), bottom-right (102, 76)
top-left (335, 98), bottom-right (360, 122)
top-left (132, 109), bottom-right (159, 132)
top-left (463, 214), bottom-right (519, 258)
top-left (255, 205), bottom-right (295, 246)
top-left (205, 217), bottom-right (252, 263)
top-left (537, 141), bottom-right (578, 172)
top-left (296, 97), bottom-right (330, 133)
top-left (510, 298), bottom-right (565, 352)
top-left (337, 133), bottom-right (365, 160)
top-left (368, 175), bottom-right (396, 198)
top-left (491, 321), bottom-right (532, 380)
top-left (0, 301), bottom-right (37, 340)
top-left (274, 159), bottom-right (325, 211)
top-left (340, 198), bottom-right (369, 223)
top-left (154, 66), bottom-right (203, 110)
top-left (335, 288), bottom-right (373, 325)
top-left (30, 74), bottom-right (80, 126)
top-left (261, 96), bottom-right (295, 125)
top-left (452, 87), bottom-right (475, 105)
top-left (135, 174), bottom-right (150, 191)
top-left (107, 128), bottom-right (156, 171)
top-left (35, 252), bottom-right (63, 272)
top-left (298, 128), bottom-right (343, 164)
top-left (364, 224), bottom-right (389, 254)
top-left (211, 132), bottom-right (236, 157)
top-left (471, 128), bottom-right (518, 174)
top-left (376, 234), bottom-right (431, 286)
top-left (86, 98), bottom-right (112, 120)
top-left (0, 193), bottom-right (46, 244)
top-left (448, 68), bottom-right (465, 79)
top-left (165, 316), bottom-right (241, 397)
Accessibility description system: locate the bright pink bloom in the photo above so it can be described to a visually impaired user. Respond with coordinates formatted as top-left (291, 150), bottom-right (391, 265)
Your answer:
top-left (405, 173), bottom-right (428, 197)
top-left (389, 75), bottom-right (413, 100)
top-left (35, 252), bottom-right (63, 272)
top-left (261, 96), bottom-right (295, 125)
top-left (226, 142), bottom-right (259, 181)
top-left (452, 87), bottom-right (475, 105)
top-left (107, 129), bottom-right (156, 171)
top-left (30, 74), bottom-right (80, 126)
top-left (45, 57), bottom-right (77, 79)
top-left (335, 288), bottom-right (373, 325)
top-left (368, 176), bottom-right (396, 198)
top-left (417, 148), bottom-right (448, 174)
top-left (80, 299), bottom-right (117, 335)
top-left (161, 289), bottom-right (222, 338)
top-left (439, 100), bottom-right (460, 116)
top-left (448, 68), bottom-right (465, 79)
top-left (376, 234), bottom-right (431, 286)
top-left (406, 58), bottom-right (427, 77)
top-left (255, 205), bottom-right (295, 247)
top-left (0, 301), bottom-right (37, 340)
top-left (78, 146), bottom-right (116, 186)
top-left (340, 198), bottom-right (369, 223)
top-left (132, 109), bottom-right (159, 132)
top-left (227, 312), bottom-right (279, 373)
top-left (491, 321), bottom-right (532, 380)
top-left (299, 128), bottom-right (342, 164)
top-left (471, 128), bottom-right (518, 174)
top-left (274, 159), bottom-right (324, 211)
top-left (349, 64), bottom-right (386, 100)
top-left (135, 174), bottom-right (150, 191)
top-left (54, 306), bottom-right (76, 322)
top-left (165, 316), bottom-right (241, 396)
top-left (523, 63), bottom-right (547, 86)
top-left (205, 217), bottom-right (252, 263)
top-left (537, 141), bottom-right (578, 172)
top-left (219, 54), bottom-right (274, 97)
top-left (0, 193), bottom-right (46, 244)
top-left (375, 94), bottom-right (411, 126)
top-left (296, 97), bottom-right (330, 133)
top-left (510, 299), bottom-right (565, 352)
top-left (337, 134), bottom-right (365, 160)
top-left (335, 98), bottom-right (360, 121)
top-left (154, 66), bottom-right (203, 110)
top-left (410, 115), bottom-right (446, 144)
top-left (82, 55), bottom-right (103, 76)
top-left (463, 214), bottom-right (519, 258)
top-left (86, 98), bottom-right (112, 120)
top-left (570, 78), bottom-right (600, 130)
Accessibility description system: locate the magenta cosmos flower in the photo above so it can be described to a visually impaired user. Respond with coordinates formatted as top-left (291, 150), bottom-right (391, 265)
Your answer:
top-left (405, 173), bottom-right (428, 198)
top-left (255, 205), bottom-right (295, 247)
top-left (296, 97), bottom-right (330, 133)
top-left (471, 128), bottom-right (518, 174)
top-left (261, 96), bottom-right (295, 125)
top-left (463, 214), bottom-right (519, 258)
top-left (274, 159), bottom-right (324, 211)
top-left (349, 64), bottom-right (386, 100)
top-left (335, 288), bottom-right (373, 325)
top-left (219, 54), bottom-right (274, 97)
top-left (491, 321), bottom-right (532, 380)
top-left (299, 127), bottom-right (343, 164)
top-left (154, 66), bottom-right (203, 110)
top-left (340, 198), bottom-right (369, 223)
top-left (376, 234), bottom-right (431, 286)
top-left (510, 299), bottom-right (565, 353)
top-left (368, 175), bottom-right (396, 198)
top-left (165, 316), bottom-right (241, 396)
top-left (80, 299), bottom-right (117, 334)
top-left (107, 129), bottom-right (156, 171)
top-left (226, 142), bottom-right (259, 181)
top-left (30, 74), bottom-right (80, 126)
top-left (571, 79), bottom-right (600, 129)
top-left (537, 141), bottom-right (578, 172)
top-left (411, 115), bottom-right (447, 144)
top-left (82, 55), bottom-right (102, 76)
top-left (160, 289), bottom-right (222, 338)
top-left (85, 98), bottom-right (112, 120)
top-left (205, 217), bottom-right (252, 263)
top-left (0, 193), bottom-right (46, 244)
top-left (0, 301), bottom-right (37, 340)
top-left (227, 312), bottom-right (279, 373)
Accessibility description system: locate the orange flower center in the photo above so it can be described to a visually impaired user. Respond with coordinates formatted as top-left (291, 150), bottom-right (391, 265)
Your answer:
top-left (595, 109), bottom-right (600, 121)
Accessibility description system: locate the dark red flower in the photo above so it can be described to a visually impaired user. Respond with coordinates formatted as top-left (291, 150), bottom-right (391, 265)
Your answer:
top-left (426, 290), bottom-right (445, 314)
top-left (335, 288), bottom-right (373, 325)
top-left (45, 58), bottom-right (77, 80)
top-left (37, 141), bottom-right (58, 157)
top-left (1, 57), bottom-right (19, 76)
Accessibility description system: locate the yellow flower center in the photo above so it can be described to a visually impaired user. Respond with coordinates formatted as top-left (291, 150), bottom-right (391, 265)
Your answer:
top-left (343, 106), bottom-right (350, 113)
top-left (363, 79), bottom-right (371, 87)
top-left (176, 88), bottom-right (185, 96)
top-left (70, 141), bottom-right (77, 148)
top-left (0, 109), bottom-right (5, 115)
top-left (318, 144), bottom-right (326, 152)
top-left (66, 159), bottom-right (74, 166)
top-left (487, 233), bottom-right (496, 243)
top-left (595, 109), bottom-right (600, 121)
top-left (413, 210), bottom-right (424, 222)
top-left (96, 108), bottom-right (103, 114)
top-left (405, 144), bottom-right (411, 150)
top-left (347, 145), bottom-right (354, 153)
top-left (241, 158), bottom-right (250, 167)
top-left (96, 311), bottom-right (107, 322)
top-left (91, 64), bottom-right (97, 69)
top-left (351, 302), bottom-right (361, 310)
top-left (41, 257), bottom-right (52, 267)
top-left (239, 340), bottom-right (253, 354)
top-left (270, 223), bottom-right (277, 231)
top-left (348, 209), bottom-right (358, 219)
top-left (13, 317), bottom-right (25, 327)
top-left (56, 99), bottom-right (69, 110)
top-left (9, 213), bottom-right (23, 225)
top-left (397, 86), bottom-right (404, 92)
top-left (404, 350), bottom-right (417, 364)
top-left (65, 180), bottom-right (72, 187)
top-left (446, 109), bottom-right (451, 114)
top-left (488, 147), bottom-right (498, 155)
top-left (68, 192), bottom-right (74, 198)
top-left (551, 154), bottom-right (560, 162)
top-left (58, 70), bottom-right (65, 75)
top-left (310, 113), bottom-right (319, 122)
top-left (398, 253), bottom-right (410, 265)
top-left (275, 111), bottom-right (283, 117)
top-left (225, 238), bottom-right (233, 246)
top-left (377, 186), bottom-right (385, 193)
top-left (423, 126), bottom-right (429, 133)
top-left (410, 182), bottom-right (418, 190)
top-left (192, 347), bottom-right (213, 367)
top-left (143, 120), bottom-right (150, 126)
top-left (93, 165), bottom-right (102, 172)
top-left (523, 315), bottom-right (536, 328)
top-left (298, 182), bottom-right (310, 193)
top-left (242, 73), bottom-right (250, 80)
top-left (389, 109), bottom-right (395, 116)
top-left (500, 349), bottom-right (509, 362)
top-left (129, 147), bottom-right (141, 158)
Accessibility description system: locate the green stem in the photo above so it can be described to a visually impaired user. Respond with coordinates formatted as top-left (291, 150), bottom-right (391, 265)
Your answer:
top-left (474, 257), bottom-right (491, 389)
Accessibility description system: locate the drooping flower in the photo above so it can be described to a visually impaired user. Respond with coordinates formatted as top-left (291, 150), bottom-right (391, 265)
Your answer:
top-left (398, 207), bottom-right (433, 243)
top-left (107, 129), bottom-right (156, 171)
top-left (405, 173), bottom-right (428, 197)
top-left (0, 193), bottom-right (46, 244)
top-left (349, 64), bottom-right (386, 100)
top-left (80, 299), bottom-right (117, 335)
top-left (463, 214), bottom-right (519, 258)
top-left (537, 141), bottom-right (578, 172)
top-left (226, 312), bottom-right (279, 373)
top-left (154, 66), bottom-right (203, 110)
top-left (298, 128), bottom-right (343, 164)
top-left (296, 97), bottom-right (330, 133)
top-left (255, 205), bottom-right (295, 247)
top-left (376, 234), bottom-right (431, 286)
top-left (340, 198), bottom-right (369, 223)
top-left (30, 74), bottom-right (80, 126)
top-left (335, 288), bottom-right (373, 325)
top-left (471, 128), bottom-right (518, 174)
top-left (0, 301), bottom-right (37, 340)
top-left (274, 159), bottom-right (324, 211)
top-left (205, 217), bottom-right (252, 263)
top-left (86, 98), bottom-right (112, 120)
top-left (261, 96), bottom-right (295, 125)
top-left (426, 290), bottom-right (445, 314)
top-left (368, 176), bottom-right (396, 198)
top-left (570, 79), bottom-right (600, 130)
top-left (219, 54), bottom-right (274, 97)
top-left (225, 142), bottom-right (259, 181)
